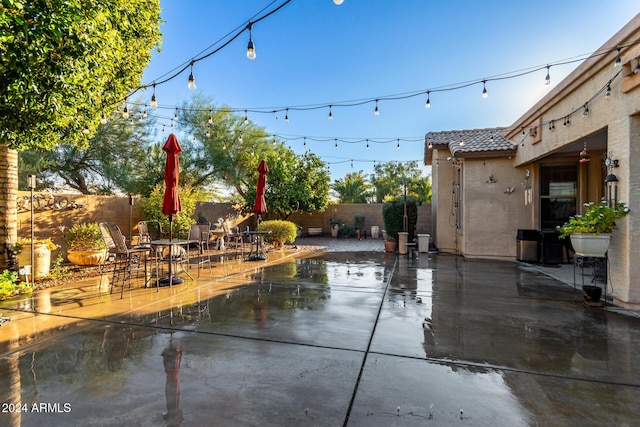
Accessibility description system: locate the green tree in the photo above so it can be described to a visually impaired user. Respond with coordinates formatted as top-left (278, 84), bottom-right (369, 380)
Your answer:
top-left (18, 108), bottom-right (153, 194)
top-left (0, 0), bottom-right (162, 266)
top-left (370, 161), bottom-right (426, 203)
top-left (332, 171), bottom-right (372, 203)
top-left (243, 149), bottom-right (330, 220)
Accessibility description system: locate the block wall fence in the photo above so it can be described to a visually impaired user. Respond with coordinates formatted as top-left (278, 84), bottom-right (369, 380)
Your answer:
top-left (16, 192), bottom-right (432, 253)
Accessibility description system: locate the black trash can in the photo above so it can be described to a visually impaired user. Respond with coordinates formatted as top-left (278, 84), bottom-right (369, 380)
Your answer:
top-left (539, 230), bottom-right (563, 265)
top-left (516, 229), bottom-right (538, 262)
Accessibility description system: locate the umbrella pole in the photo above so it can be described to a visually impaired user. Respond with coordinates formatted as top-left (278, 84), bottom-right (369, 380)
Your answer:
top-left (168, 215), bottom-right (173, 287)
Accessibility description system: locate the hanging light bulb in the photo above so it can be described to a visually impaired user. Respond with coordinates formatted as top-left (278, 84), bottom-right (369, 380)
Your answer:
top-left (634, 56), bottom-right (640, 73)
top-left (142, 108), bottom-right (148, 119)
top-left (428, 140), bottom-right (433, 149)
top-left (374, 100), bottom-right (380, 116)
top-left (614, 46), bottom-right (622, 68)
top-left (272, 136), bottom-right (276, 145)
top-left (583, 102), bottom-right (589, 117)
top-left (208, 110), bottom-right (213, 124)
top-left (122, 103), bottom-right (129, 119)
top-left (150, 84), bottom-right (158, 108)
top-left (238, 132), bottom-right (243, 143)
top-left (544, 65), bottom-right (551, 85)
top-left (548, 120), bottom-right (555, 131)
top-left (459, 137), bottom-right (465, 147)
top-left (482, 80), bottom-right (488, 98)
top-left (170, 122), bottom-right (174, 129)
top-left (333, 0), bottom-right (344, 4)
top-left (396, 139), bottom-right (400, 149)
top-left (328, 105), bottom-right (333, 120)
top-left (173, 108), bottom-right (178, 121)
top-left (425, 91), bottom-right (431, 109)
top-left (223, 140), bottom-right (227, 150)
top-left (285, 108), bottom-right (289, 123)
top-left (606, 83), bottom-right (611, 98)
top-left (303, 137), bottom-right (307, 148)
top-left (334, 138), bottom-right (338, 149)
top-left (244, 110), bottom-right (249, 124)
top-left (138, 110), bottom-right (144, 122)
top-left (100, 111), bottom-right (107, 124)
top-left (162, 125), bottom-right (166, 134)
top-left (366, 139), bottom-right (370, 150)
top-left (187, 62), bottom-right (196, 90)
top-left (246, 24), bottom-right (256, 60)
top-left (206, 126), bottom-right (211, 138)
top-left (350, 160), bottom-right (353, 168)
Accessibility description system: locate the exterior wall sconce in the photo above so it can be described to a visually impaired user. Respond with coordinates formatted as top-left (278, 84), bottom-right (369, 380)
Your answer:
top-left (604, 154), bottom-right (619, 206)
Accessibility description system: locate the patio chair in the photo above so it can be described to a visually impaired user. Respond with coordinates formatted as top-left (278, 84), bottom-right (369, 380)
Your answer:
top-left (222, 220), bottom-right (244, 257)
top-left (188, 223), bottom-right (212, 275)
top-left (99, 222), bottom-right (152, 298)
top-left (138, 220), bottom-right (164, 244)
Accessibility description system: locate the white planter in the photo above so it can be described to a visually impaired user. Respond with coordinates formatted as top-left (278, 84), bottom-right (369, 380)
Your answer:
top-left (307, 227), bottom-right (322, 236)
top-left (417, 234), bottom-right (430, 253)
top-left (570, 233), bottom-right (611, 257)
top-left (371, 226), bottom-right (380, 239)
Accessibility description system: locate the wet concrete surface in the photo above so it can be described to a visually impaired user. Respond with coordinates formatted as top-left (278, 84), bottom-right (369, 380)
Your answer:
top-left (1, 242), bottom-right (639, 426)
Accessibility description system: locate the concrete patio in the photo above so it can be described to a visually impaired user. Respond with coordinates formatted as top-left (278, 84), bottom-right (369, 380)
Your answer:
top-left (1, 237), bottom-right (639, 426)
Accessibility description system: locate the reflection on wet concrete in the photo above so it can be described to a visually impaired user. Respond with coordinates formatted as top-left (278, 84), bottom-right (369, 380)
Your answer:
top-left (0, 252), bottom-right (639, 425)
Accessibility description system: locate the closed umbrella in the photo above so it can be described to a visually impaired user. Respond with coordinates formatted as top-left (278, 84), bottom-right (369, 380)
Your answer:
top-left (161, 134), bottom-right (183, 285)
top-left (249, 159), bottom-right (269, 261)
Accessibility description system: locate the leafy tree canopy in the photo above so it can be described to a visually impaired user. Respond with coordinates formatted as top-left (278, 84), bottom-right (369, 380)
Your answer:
top-left (370, 161), bottom-right (431, 203)
top-left (332, 171), bottom-right (372, 203)
top-left (1, 0), bottom-right (163, 151)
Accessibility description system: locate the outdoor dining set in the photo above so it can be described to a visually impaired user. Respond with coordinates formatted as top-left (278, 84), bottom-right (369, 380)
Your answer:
top-left (98, 218), bottom-right (268, 298)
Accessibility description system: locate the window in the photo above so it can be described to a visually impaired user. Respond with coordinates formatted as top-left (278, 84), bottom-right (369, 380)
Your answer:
top-left (540, 164), bottom-right (577, 230)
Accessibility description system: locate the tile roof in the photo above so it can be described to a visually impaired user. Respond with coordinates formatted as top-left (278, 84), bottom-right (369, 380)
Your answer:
top-left (424, 128), bottom-right (517, 164)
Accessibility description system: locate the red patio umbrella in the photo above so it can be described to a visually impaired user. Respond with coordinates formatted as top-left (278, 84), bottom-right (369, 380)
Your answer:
top-left (248, 160), bottom-right (269, 261)
top-left (161, 134), bottom-right (183, 286)
top-left (162, 134), bottom-right (182, 240)
top-left (253, 159), bottom-right (269, 221)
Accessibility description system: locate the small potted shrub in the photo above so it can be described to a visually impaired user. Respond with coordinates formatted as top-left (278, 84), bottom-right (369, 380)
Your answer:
top-left (65, 223), bottom-right (107, 265)
top-left (257, 220), bottom-right (298, 249)
top-left (556, 200), bottom-right (630, 257)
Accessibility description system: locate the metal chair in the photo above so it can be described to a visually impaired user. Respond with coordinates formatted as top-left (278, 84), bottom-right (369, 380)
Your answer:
top-left (99, 222), bottom-right (152, 298)
top-left (222, 220), bottom-right (244, 257)
top-left (188, 223), bottom-right (212, 275)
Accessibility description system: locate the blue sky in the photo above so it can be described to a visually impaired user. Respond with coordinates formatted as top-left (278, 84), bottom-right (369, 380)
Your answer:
top-left (140, 1), bottom-right (639, 182)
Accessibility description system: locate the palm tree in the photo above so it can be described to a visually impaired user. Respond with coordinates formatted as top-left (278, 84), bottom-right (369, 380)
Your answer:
top-left (332, 171), bottom-right (372, 203)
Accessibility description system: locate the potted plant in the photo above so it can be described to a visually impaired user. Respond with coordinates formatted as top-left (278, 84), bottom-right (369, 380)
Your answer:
top-left (14, 237), bottom-right (57, 280)
top-left (65, 223), bottom-right (107, 265)
top-left (556, 200), bottom-right (630, 257)
top-left (329, 211), bottom-right (340, 238)
top-left (382, 198), bottom-right (418, 253)
top-left (355, 214), bottom-right (365, 240)
top-left (257, 220), bottom-right (298, 249)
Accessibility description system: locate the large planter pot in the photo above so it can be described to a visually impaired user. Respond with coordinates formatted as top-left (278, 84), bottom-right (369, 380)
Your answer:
top-left (330, 225), bottom-right (339, 238)
top-left (371, 226), bottom-right (380, 239)
top-left (570, 233), bottom-right (611, 257)
top-left (398, 232), bottom-right (409, 255)
top-left (67, 249), bottom-right (107, 266)
top-left (384, 240), bottom-right (397, 253)
top-left (308, 227), bottom-right (322, 236)
top-left (17, 244), bottom-right (51, 280)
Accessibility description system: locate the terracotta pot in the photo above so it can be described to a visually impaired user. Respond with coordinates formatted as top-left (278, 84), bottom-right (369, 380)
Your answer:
top-left (67, 250), bottom-right (106, 266)
top-left (384, 240), bottom-right (397, 253)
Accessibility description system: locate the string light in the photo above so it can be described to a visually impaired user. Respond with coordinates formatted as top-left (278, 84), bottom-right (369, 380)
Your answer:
top-left (544, 65), bottom-right (551, 85)
top-left (482, 80), bottom-right (488, 98)
top-left (223, 140), bottom-right (227, 150)
top-left (206, 126), bottom-right (211, 137)
top-left (606, 82), bottom-right (611, 98)
top-left (333, 0), bottom-right (344, 4)
top-left (285, 108), bottom-right (289, 123)
top-left (208, 110), bottom-right (213, 124)
top-left (246, 24), bottom-right (256, 60)
top-left (142, 108), bottom-right (148, 118)
top-left (396, 139), bottom-right (400, 149)
top-left (366, 139), bottom-right (370, 149)
top-left (303, 137), bottom-right (306, 148)
top-left (583, 102), bottom-right (589, 117)
top-left (548, 120), bottom-right (555, 131)
top-left (150, 84), bottom-right (158, 108)
top-left (244, 110), bottom-right (249, 124)
top-left (173, 108), bottom-right (179, 121)
top-left (238, 132), bottom-right (243, 142)
top-left (122, 103), bottom-right (129, 119)
top-left (374, 100), bottom-right (379, 116)
top-left (187, 62), bottom-right (196, 90)
top-left (425, 91), bottom-right (431, 109)
top-left (328, 105), bottom-right (333, 120)
top-left (334, 138), bottom-right (338, 149)
top-left (614, 46), bottom-right (622, 68)
top-left (100, 111), bottom-right (107, 124)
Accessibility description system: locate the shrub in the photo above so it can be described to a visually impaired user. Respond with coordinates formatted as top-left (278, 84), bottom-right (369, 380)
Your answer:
top-left (382, 197), bottom-right (418, 241)
top-left (257, 220), bottom-right (298, 245)
top-left (137, 184), bottom-right (201, 237)
top-left (65, 223), bottom-right (106, 251)
top-left (0, 270), bottom-right (31, 299)
top-left (338, 223), bottom-right (356, 238)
